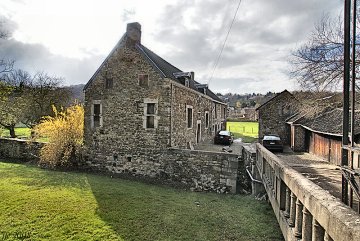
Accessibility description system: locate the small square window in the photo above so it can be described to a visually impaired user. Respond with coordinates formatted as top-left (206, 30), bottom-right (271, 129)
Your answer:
top-left (105, 78), bottom-right (113, 89)
top-left (139, 74), bottom-right (149, 87)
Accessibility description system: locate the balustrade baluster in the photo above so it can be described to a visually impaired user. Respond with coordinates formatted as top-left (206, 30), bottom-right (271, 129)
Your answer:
top-left (289, 193), bottom-right (296, 227)
top-left (302, 207), bottom-right (312, 241)
top-left (312, 219), bottom-right (325, 241)
top-left (284, 187), bottom-right (290, 217)
top-left (294, 199), bottom-right (303, 238)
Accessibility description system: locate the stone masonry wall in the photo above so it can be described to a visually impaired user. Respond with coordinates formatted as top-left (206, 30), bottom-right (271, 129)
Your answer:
top-left (85, 148), bottom-right (243, 194)
top-left (258, 91), bottom-right (298, 145)
top-left (0, 138), bottom-right (43, 161)
top-left (84, 40), bottom-right (172, 163)
top-left (171, 84), bottom-right (226, 148)
top-left (292, 125), bottom-right (306, 151)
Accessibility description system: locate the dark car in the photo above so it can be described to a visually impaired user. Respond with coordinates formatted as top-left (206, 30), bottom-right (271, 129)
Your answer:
top-left (214, 131), bottom-right (234, 145)
top-left (262, 135), bottom-right (283, 152)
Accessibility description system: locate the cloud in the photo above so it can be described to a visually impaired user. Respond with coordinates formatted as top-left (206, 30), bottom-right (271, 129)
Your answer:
top-left (0, 15), bottom-right (104, 85)
top-left (148, 0), bottom-right (342, 93)
top-left (0, 0), bottom-right (344, 93)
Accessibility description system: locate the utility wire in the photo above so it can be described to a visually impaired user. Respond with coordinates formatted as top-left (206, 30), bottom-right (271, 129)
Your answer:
top-left (208, 0), bottom-right (242, 86)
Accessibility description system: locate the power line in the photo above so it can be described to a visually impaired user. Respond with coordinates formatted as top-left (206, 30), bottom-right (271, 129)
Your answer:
top-left (208, 0), bottom-right (242, 86)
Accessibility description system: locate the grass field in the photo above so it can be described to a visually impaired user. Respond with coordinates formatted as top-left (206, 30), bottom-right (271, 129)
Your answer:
top-left (0, 127), bottom-right (31, 138)
top-left (226, 121), bottom-right (259, 143)
top-left (0, 161), bottom-right (283, 241)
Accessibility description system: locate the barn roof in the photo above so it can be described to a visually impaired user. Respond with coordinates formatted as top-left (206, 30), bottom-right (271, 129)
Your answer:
top-left (290, 108), bottom-right (360, 137)
top-left (255, 90), bottom-right (296, 111)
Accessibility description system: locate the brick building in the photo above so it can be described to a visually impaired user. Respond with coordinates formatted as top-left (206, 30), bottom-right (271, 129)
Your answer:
top-left (256, 90), bottom-right (298, 145)
top-left (83, 23), bottom-right (227, 169)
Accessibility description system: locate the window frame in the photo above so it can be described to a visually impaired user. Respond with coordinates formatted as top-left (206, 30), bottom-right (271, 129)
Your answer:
top-left (205, 111), bottom-right (209, 129)
top-left (186, 105), bottom-right (193, 129)
top-left (143, 98), bottom-right (158, 129)
top-left (91, 100), bottom-right (103, 129)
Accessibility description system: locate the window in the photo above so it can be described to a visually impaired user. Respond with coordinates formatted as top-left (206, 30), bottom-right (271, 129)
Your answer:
top-left (205, 111), bottom-right (209, 129)
top-left (92, 100), bottom-right (102, 128)
top-left (138, 74), bottom-right (149, 87)
top-left (185, 78), bottom-right (190, 87)
top-left (186, 105), bottom-right (193, 129)
top-left (105, 78), bottom-right (113, 89)
top-left (143, 99), bottom-right (158, 129)
top-left (214, 104), bottom-right (217, 118)
top-left (146, 103), bottom-right (155, 128)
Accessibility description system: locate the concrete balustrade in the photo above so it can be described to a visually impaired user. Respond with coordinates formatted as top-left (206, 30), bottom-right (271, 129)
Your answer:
top-left (254, 143), bottom-right (360, 241)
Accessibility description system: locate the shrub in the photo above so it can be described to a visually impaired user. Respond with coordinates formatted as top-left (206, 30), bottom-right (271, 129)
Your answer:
top-left (33, 104), bottom-right (84, 167)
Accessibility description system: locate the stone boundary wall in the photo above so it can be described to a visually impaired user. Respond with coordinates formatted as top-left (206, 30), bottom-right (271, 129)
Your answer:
top-left (85, 148), bottom-right (244, 194)
top-left (256, 143), bottom-right (360, 241)
top-left (0, 138), bottom-right (43, 161)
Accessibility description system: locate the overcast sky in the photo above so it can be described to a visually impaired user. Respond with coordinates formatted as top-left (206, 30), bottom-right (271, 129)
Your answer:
top-left (0, 0), bottom-right (343, 94)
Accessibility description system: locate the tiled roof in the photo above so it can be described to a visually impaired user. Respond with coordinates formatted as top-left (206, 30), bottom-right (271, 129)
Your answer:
top-left (292, 108), bottom-right (360, 136)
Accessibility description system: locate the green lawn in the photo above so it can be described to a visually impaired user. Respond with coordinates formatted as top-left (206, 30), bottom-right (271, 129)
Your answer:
top-left (0, 161), bottom-right (283, 241)
top-left (227, 121), bottom-right (258, 143)
top-left (0, 127), bottom-right (31, 139)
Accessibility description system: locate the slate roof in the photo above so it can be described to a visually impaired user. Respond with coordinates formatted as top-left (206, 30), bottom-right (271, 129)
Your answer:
top-left (255, 90), bottom-right (295, 111)
top-left (290, 108), bottom-right (360, 136)
top-left (84, 33), bottom-right (224, 103)
top-left (137, 44), bottom-right (223, 103)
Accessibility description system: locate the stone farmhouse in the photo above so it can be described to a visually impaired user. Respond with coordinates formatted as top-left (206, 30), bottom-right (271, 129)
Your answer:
top-left (256, 90), bottom-right (298, 145)
top-left (83, 22), bottom-right (228, 179)
top-left (257, 90), bottom-right (360, 166)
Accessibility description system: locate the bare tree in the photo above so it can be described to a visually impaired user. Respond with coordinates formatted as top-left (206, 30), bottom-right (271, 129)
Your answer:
top-left (0, 69), bottom-right (31, 137)
top-left (290, 14), bottom-right (360, 91)
top-left (22, 72), bottom-right (71, 127)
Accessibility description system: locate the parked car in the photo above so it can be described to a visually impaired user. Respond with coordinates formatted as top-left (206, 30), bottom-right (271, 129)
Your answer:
top-left (214, 131), bottom-right (234, 145)
top-left (262, 135), bottom-right (283, 152)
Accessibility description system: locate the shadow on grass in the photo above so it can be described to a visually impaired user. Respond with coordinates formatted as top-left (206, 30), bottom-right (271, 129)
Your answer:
top-left (86, 174), bottom-right (284, 241)
top-left (0, 161), bottom-right (283, 241)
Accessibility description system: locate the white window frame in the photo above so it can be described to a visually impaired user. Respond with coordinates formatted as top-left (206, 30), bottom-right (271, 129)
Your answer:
top-left (91, 100), bottom-right (103, 128)
top-left (205, 111), bottom-right (209, 129)
top-left (143, 98), bottom-right (159, 129)
top-left (185, 78), bottom-right (190, 87)
top-left (186, 105), bottom-right (193, 129)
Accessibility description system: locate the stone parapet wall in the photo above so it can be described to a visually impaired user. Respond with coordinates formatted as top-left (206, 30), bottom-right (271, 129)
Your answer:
top-left (256, 143), bottom-right (360, 241)
top-left (0, 138), bottom-right (43, 161)
top-left (85, 148), bottom-right (244, 194)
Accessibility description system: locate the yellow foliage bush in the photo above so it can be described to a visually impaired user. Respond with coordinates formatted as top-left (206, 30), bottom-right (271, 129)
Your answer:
top-left (33, 104), bottom-right (84, 167)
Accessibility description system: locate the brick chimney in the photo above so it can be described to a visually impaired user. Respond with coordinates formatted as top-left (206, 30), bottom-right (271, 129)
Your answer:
top-left (125, 22), bottom-right (141, 47)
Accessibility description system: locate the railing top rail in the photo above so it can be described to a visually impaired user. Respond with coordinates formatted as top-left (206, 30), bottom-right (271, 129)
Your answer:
top-left (256, 143), bottom-right (360, 241)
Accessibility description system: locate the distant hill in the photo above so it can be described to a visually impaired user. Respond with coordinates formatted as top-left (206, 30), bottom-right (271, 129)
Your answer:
top-left (65, 84), bottom-right (85, 104)
top-left (216, 92), bottom-right (276, 108)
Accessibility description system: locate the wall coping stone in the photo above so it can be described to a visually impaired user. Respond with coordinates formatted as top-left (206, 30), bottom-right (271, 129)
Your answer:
top-left (256, 143), bottom-right (360, 241)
